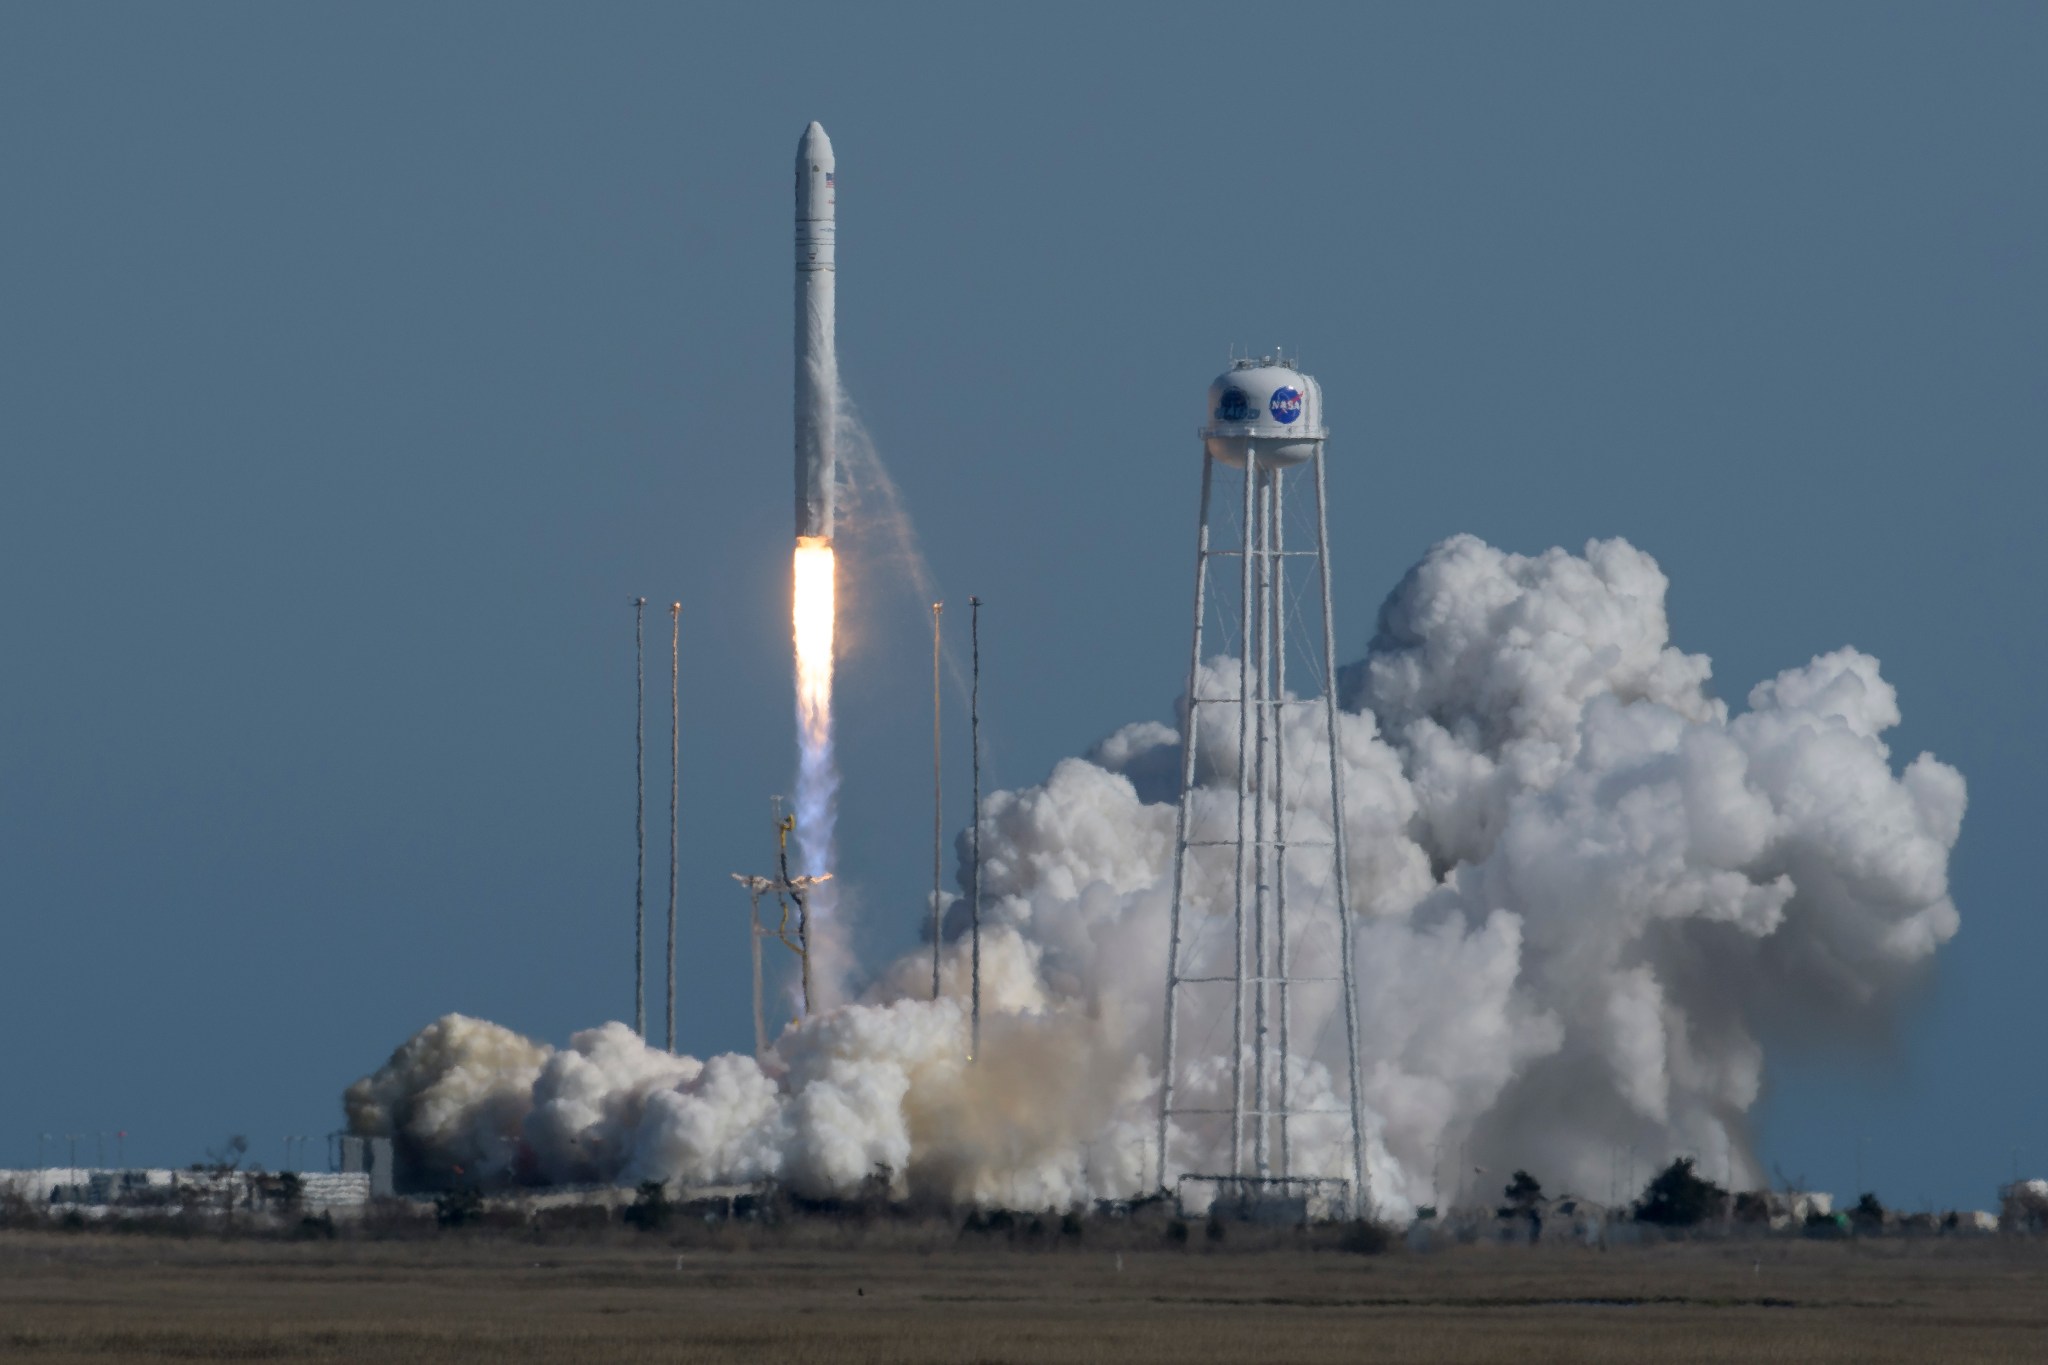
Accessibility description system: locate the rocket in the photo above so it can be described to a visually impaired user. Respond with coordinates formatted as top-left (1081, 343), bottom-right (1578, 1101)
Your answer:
top-left (794, 121), bottom-right (836, 542)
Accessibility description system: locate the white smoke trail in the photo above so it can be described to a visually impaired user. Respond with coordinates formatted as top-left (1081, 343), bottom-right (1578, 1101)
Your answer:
top-left (833, 388), bottom-right (970, 702)
top-left (348, 535), bottom-right (1965, 1214)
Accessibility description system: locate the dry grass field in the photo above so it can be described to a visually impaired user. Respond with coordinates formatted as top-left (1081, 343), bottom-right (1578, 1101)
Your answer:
top-left (4, 1226), bottom-right (2046, 1363)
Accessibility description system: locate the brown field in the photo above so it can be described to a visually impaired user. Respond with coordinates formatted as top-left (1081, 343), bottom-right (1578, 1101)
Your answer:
top-left (3, 1226), bottom-right (2045, 1363)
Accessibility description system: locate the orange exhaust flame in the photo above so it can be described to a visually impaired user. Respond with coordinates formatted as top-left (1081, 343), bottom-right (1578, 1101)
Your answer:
top-left (793, 537), bottom-right (836, 744)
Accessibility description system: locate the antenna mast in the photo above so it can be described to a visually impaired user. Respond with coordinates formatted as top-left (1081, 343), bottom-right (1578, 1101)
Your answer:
top-left (969, 595), bottom-right (982, 1061)
top-left (634, 597), bottom-right (646, 1038)
top-left (931, 601), bottom-right (944, 999)
top-left (667, 602), bottom-right (681, 1052)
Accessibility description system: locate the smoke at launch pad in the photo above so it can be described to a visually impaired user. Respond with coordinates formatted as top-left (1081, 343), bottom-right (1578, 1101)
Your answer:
top-left (347, 526), bottom-right (1964, 1212)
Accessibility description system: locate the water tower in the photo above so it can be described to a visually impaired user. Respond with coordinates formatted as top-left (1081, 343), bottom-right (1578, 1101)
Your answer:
top-left (1154, 355), bottom-right (1369, 1219)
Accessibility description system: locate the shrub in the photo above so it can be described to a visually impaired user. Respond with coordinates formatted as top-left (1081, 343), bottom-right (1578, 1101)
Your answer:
top-left (1497, 1169), bottom-right (1544, 1240)
top-left (1635, 1158), bottom-right (1727, 1228)
top-left (1499, 1170), bottom-right (1543, 1213)
top-left (622, 1181), bottom-right (671, 1232)
top-left (293, 1212), bottom-right (336, 1240)
top-left (1732, 1191), bottom-right (1772, 1226)
top-left (1804, 1209), bottom-right (1847, 1239)
top-left (0, 1187), bottom-right (42, 1230)
top-left (1338, 1220), bottom-right (1392, 1255)
top-left (434, 1186), bottom-right (483, 1229)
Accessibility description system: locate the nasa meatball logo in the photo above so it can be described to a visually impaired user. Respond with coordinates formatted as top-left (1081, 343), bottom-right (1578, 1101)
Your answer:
top-left (1216, 388), bottom-right (1253, 423)
top-left (1269, 387), bottom-right (1303, 425)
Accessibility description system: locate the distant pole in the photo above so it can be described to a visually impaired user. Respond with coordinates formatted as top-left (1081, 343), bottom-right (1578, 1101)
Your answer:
top-left (95, 1132), bottom-right (104, 1167)
top-left (634, 597), bottom-right (647, 1039)
top-left (969, 595), bottom-right (982, 1061)
top-left (749, 887), bottom-right (767, 1056)
top-left (931, 601), bottom-right (944, 1000)
top-left (116, 1130), bottom-right (125, 1168)
top-left (668, 602), bottom-right (681, 1053)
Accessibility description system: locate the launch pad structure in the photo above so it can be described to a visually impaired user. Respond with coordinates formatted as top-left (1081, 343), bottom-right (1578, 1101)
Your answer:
top-left (1155, 357), bottom-right (1369, 1220)
top-left (732, 804), bottom-right (830, 1053)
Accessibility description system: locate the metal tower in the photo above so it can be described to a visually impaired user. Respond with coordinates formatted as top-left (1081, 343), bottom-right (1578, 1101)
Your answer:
top-left (1155, 356), bottom-right (1368, 1220)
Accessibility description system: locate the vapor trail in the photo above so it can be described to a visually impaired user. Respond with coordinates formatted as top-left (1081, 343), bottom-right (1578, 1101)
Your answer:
top-left (835, 393), bottom-right (971, 704)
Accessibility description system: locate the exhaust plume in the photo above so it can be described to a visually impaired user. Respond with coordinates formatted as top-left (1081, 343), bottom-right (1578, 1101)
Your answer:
top-left (790, 535), bottom-right (843, 1010)
top-left (348, 535), bottom-right (1964, 1213)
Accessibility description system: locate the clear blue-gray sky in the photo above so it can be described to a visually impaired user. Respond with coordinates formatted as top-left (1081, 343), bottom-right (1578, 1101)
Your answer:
top-left (1, 3), bottom-right (2041, 1207)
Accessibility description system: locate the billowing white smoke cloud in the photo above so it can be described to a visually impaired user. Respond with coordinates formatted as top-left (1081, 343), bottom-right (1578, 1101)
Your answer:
top-left (346, 535), bottom-right (1964, 1215)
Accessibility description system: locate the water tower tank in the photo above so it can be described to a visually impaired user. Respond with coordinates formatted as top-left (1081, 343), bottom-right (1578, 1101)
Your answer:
top-left (1201, 357), bottom-right (1326, 470)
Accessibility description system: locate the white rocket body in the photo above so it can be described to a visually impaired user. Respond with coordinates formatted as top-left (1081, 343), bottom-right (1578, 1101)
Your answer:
top-left (794, 121), bottom-right (836, 542)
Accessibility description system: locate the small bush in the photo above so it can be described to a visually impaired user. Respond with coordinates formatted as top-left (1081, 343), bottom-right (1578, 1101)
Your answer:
top-left (1165, 1219), bottom-right (1189, 1244)
top-left (434, 1186), bottom-right (483, 1229)
top-left (0, 1188), bottom-right (43, 1230)
top-left (1804, 1209), bottom-right (1847, 1239)
top-left (1635, 1158), bottom-right (1727, 1228)
top-left (293, 1212), bottom-right (336, 1240)
top-left (622, 1181), bottom-right (671, 1232)
top-left (1499, 1170), bottom-right (1543, 1213)
top-left (1338, 1220), bottom-right (1392, 1255)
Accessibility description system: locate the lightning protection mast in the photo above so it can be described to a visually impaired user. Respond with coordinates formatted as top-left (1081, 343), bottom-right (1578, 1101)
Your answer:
top-left (634, 596), bottom-right (647, 1038)
top-left (1154, 356), bottom-right (1368, 1221)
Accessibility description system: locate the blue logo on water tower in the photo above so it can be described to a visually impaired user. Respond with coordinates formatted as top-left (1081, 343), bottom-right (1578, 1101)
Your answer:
top-left (1269, 387), bottom-right (1303, 424)
top-left (1216, 388), bottom-right (1253, 423)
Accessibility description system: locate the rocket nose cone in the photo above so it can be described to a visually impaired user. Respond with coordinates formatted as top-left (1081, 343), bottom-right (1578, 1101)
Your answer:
top-left (798, 121), bottom-right (833, 160)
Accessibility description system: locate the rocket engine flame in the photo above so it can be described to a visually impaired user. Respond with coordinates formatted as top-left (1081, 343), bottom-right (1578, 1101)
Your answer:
top-left (792, 537), bottom-right (838, 936)
top-left (793, 538), bottom-right (836, 729)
